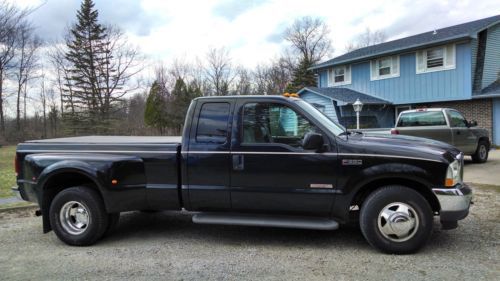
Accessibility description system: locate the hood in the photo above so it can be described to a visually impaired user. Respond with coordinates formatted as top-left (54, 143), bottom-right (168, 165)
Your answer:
top-left (341, 133), bottom-right (461, 163)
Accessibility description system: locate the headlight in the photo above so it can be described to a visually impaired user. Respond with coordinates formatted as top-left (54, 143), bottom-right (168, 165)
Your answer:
top-left (445, 157), bottom-right (463, 187)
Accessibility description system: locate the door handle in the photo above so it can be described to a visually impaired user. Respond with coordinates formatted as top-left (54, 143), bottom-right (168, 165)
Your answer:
top-left (232, 155), bottom-right (244, 171)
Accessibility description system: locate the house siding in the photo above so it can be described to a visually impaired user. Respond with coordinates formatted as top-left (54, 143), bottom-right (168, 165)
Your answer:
top-left (300, 91), bottom-right (338, 121)
top-left (471, 37), bottom-right (478, 85)
top-left (333, 42), bottom-right (472, 105)
top-left (318, 70), bottom-right (328, 87)
top-left (494, 98), bottom-right (500, 146)
top-left (482, 23), bottom-right (500, 88)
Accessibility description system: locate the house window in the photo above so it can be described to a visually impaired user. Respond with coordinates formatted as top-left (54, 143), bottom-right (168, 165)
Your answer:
top-left (334, 68), bottom-right (345, 83)
top-left (378, 58), bottom-right (391, 75)
top-left (328, 65), bottom-right (351, 86)
top-left (370, 56), bottom-right (399, 80)
top-left (416, 44), bottom-right (455, 74)
top-left (426, 47), bottom-right (444, 68)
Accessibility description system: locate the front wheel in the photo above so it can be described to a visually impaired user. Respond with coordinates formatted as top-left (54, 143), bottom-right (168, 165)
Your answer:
top-left (49, 186), bottom-right (109, 246)
top-left (359, 185), bottom-right (433, 254)
top-left (471, 140), bottom-right (489, 163)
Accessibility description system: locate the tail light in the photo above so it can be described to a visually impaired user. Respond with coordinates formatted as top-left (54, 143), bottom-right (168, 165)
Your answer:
top-left (390, 129), bottom-right (399, 135)
top-left (14, 155), bottom-right (20, 176)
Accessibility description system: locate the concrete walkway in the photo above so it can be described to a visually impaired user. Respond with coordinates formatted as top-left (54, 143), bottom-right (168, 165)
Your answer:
top-left (464, 149), bottom-right (500, 186)
top-left (0, 196), bottom-right (22, 205)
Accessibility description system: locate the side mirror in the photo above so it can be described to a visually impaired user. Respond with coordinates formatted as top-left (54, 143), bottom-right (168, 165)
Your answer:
top-left (468, 120), bottom-right (478, 127)
top-left (302, 132), bottom-right (324, 150)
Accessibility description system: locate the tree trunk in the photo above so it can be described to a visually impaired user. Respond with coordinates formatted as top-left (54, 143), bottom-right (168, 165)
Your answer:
top-left (16, 84), bottom-right (21, 130)
top-left (23, 83), bottom-right (27, 123)
top-left (42, 102), bottom-right (47, 138)
top-left (0, 70), bottom-right (4, 135)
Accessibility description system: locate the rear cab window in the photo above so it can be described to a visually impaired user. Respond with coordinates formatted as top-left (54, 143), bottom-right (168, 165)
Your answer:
top-left (196, 102), bottom-right (231, 143)
top-left (397, 110), bottom-right (447, 127)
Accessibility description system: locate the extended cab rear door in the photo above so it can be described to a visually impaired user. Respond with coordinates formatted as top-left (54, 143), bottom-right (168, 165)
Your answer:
top-left (182, 99), bottom-right (234, 211)
top-left (229, 98), bottom-right (338, 217)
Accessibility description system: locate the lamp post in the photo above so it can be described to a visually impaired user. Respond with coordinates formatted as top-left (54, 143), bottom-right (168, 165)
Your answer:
top-left (353, 98), bottom-right (363, 130)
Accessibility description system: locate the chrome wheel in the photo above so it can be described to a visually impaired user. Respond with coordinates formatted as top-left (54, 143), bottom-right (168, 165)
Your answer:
top-left (59, 201), bottom-right (90, 235)
top-left (479, 145), bottom-right (487, 160)
top-left (377, 202), bottom-right (419, 242)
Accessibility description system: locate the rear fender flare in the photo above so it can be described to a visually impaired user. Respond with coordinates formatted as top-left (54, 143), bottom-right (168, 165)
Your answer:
top-left (36, 160), bottom-right (107, 233)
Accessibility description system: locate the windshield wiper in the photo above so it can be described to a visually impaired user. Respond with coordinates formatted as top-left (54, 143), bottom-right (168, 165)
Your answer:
top-left (339, 130), bottom-right (363, 136)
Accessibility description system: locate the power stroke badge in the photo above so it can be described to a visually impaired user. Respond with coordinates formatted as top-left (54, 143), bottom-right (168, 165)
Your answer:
top-left (342, 159), bottom-right (363, 166)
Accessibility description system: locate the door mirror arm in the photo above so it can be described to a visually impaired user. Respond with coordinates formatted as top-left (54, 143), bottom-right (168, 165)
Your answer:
top-left (467, 120), bottom-right (478, 127)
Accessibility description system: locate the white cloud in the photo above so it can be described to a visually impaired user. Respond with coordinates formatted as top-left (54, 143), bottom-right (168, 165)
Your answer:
top-left (10, 0), bottom-right (500, 68)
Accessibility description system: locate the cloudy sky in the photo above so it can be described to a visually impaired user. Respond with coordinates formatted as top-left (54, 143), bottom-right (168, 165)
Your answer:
top-left (12, 0), bottom-right (500, 68)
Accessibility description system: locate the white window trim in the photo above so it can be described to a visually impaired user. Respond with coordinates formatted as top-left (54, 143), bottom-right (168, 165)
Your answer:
top-left (370, 56), bottom-right (400, 81)
top-left (328, 65), bottom-right (351, 86)
top-left (416, 44), bottom-right (456, 74)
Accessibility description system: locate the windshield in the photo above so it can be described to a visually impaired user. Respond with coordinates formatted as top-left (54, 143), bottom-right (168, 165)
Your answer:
top-left (295, 99), bottom-right (346, 136)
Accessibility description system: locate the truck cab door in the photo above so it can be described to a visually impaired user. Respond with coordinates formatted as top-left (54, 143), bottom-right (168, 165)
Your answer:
top-left (229, 100), bottom-right (338, 217)
top-left (182, 100), bottom-right (233, 211)
top-left (446, 109), bottom-right (476, 153)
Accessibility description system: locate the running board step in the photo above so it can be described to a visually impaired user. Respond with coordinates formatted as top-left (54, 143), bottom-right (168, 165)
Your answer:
top-left (192, 213), bottom-right (339, 230)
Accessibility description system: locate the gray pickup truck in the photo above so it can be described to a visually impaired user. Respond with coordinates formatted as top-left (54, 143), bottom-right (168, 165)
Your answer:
top-left (391, 108), bottom-right (490, 163)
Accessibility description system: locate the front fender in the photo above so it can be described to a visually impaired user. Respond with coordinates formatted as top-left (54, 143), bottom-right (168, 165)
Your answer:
top-left (346, 163), bottom-right (434, 194)
top-left (332, 162), bottom-right (439, 223)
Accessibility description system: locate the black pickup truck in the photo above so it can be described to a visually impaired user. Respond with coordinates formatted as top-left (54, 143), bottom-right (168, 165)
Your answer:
top-left (13, 95), bottom-right (472, 254)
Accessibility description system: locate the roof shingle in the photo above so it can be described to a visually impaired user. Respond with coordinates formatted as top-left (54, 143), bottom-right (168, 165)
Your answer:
top-left (299, 87), bottom-right (390, 104)
top-left (312, 14), bottom-right (500, 70)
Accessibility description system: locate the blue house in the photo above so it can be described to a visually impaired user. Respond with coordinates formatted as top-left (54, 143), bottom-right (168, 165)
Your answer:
top-left (299, 15), bottom-right (500, 146)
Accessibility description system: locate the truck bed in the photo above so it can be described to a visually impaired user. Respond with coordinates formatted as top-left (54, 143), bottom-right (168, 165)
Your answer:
top-left (16, 135), bottom-right (183, 213)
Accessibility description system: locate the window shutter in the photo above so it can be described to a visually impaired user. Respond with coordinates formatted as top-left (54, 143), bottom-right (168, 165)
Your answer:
top-left (416, 50), bottom-right (425, 73)
top-left (370, 60), bottom-right (378, 80)
top-left (445, 44), bottom-right (455, 68)
top-left (345, 65), bottom-right (351, 83)
top-left (391, 56), bottom-right (399, 76)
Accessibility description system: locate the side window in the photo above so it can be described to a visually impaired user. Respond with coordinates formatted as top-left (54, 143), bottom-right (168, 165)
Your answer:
top-left (397, 111), bottom-right (447, 127)
top-left (196, 102), bottom-right (230, 143)
top-left (447, 110), bottom-right (467, 128)
top-left (242, 102), bottom-right (317, 148)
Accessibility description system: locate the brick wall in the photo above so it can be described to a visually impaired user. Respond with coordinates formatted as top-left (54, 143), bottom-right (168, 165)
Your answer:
top-left (416, 99), bottom-right (493, 141)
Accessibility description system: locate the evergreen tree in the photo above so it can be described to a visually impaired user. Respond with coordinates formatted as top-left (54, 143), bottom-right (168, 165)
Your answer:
top-left (285, 58), bottom-right (316, 93)
top-left (170, 78), bottom-right (201, 133)
top-left (63, 0), bottom-right (108, 133)
top-left (144, 81), bottom-right (168, 134)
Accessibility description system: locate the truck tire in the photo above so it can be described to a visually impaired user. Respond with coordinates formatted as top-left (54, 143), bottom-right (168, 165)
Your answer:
top-left (471, 140), bottom-right (489, 163)
top-left (49, 186), bottom-right (109, 246)
top-left (359, 185), bottom-right (433, 254)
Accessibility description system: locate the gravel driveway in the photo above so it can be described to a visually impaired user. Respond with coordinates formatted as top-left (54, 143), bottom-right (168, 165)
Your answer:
top-left (1, 184), bottom-right (498, 281)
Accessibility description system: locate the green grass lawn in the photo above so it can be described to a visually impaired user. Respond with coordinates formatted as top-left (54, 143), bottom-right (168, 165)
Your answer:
top-left (0, 146), bottom-right (17, 198)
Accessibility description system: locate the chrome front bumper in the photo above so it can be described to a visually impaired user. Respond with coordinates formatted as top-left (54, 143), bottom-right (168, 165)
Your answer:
top-left (432, 183), bottom-right (472, 222)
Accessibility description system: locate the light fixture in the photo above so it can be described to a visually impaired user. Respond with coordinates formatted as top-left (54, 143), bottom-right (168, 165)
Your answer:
top-left (352, 98), bottom-right (363, 130)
